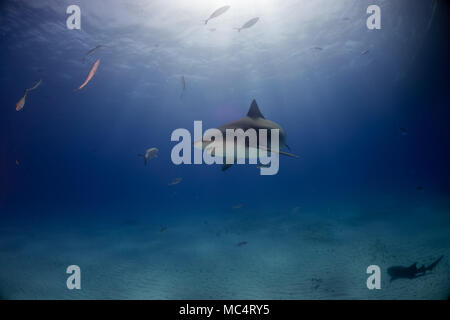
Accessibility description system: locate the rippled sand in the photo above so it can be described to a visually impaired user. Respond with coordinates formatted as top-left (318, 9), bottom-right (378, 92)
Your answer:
top-left (0, 211), bottom-right (449, 299)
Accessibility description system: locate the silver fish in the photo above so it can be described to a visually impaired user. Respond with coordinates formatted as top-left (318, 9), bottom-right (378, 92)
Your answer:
top-left (235, 17), bottom-right (259, 32)
top-left (138, 147), bottom-right (159, 166)
top-left (168, 177), bottom-right (183, 186)
top-left (204, 5), bottom-right (230, 24)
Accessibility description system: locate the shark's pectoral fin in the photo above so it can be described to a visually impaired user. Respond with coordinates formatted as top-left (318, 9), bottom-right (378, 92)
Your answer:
top-left (259, 145), bottom-right (299, 158)
top-left (222, 164), bottom-right (233, 171)
top-left (279, 150), bottom-right (300, 158)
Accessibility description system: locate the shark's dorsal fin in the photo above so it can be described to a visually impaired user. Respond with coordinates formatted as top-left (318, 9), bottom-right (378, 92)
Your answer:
top-left (409, 262), bottom-right (418, 269)
top-left (247, 99), bottom-right (265, 119)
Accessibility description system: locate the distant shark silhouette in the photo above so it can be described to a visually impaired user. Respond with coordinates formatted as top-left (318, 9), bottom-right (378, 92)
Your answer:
top-left (194, 99), bottom-right (298, 171)
top-left (387, 255), bottom-right (443, 282)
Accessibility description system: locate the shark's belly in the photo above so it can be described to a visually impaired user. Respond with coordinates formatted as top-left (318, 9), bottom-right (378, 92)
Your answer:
top-left (203, 140), bottom-right (270, 161)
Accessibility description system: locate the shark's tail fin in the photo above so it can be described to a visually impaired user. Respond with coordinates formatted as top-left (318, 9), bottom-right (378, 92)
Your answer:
top-left (426, 255), bottom-right (443, 272)
top-left (409, 262), bottom-right (418, 269)
top-left (204, 19), bottom-right (208, 25)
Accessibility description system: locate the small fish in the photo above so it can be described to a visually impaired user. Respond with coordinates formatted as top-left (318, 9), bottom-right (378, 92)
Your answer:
top-left (138, 147), bottom-right (158, 166)
top-left (235, 17), bottom-right (259, 32)
top-left (15, 160), bottom-right (19, 166)
top-left (236, 241), bottom-right (247, 247)
top-left (76, 59), bottom-right (100, 91)
top-left (232, 203), bottom-right (243, 209)
top-left (180, 75), bottom-right (186, 99)
top-left (160, 226), bottom-right (168, 233)
top-left (83, 45), bottom-right (103, 63)
top-left (168, 177), bottom-right (183, 186)
top-left (361, 49), bottom-right (369, 55)
top-left (16, 91), bottom-right (28, 111)
top-left (204, 5), bottom-right (231, 24)
top-left (15, 79), bottom-right (42, 111)
top-left (399, 127), bottom-right (408, 136)
top-left (27, 79), bottom-right (42, 91)
top-left (311, 46), bottom-right (323, 51)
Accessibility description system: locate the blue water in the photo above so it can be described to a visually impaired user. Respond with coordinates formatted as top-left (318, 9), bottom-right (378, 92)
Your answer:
top-left (0, 0), bottom-right (449, 299)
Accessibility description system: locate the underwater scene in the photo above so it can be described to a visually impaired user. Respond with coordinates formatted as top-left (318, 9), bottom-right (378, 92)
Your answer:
top-left (0, 0), bottom-right (449, 300)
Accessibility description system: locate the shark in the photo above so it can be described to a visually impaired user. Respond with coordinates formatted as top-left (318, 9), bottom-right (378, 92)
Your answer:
top-left (387, 255), bottom-right (444, 282)
top-left (194, 99), bottom-right (298, 171)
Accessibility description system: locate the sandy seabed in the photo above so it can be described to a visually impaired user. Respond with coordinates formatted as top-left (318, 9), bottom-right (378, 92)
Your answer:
top-left (0, 210), bottom-right (449, 300)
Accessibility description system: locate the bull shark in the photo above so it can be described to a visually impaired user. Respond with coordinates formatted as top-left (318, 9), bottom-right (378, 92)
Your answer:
top-left (194, 99), bottom-right (298, 172)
